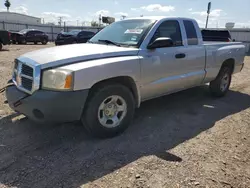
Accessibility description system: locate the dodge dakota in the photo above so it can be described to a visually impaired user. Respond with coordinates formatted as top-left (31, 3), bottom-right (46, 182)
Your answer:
top-left (4, 17), bottom-right (246, 138)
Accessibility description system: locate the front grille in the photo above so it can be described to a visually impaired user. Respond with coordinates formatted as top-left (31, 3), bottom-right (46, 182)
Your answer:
top-left (21, 64), bottom-right (33, 77)
top-left (21, 77), bottom-right (33, 90)
top-left (13, 59), bottom-right (35, 93)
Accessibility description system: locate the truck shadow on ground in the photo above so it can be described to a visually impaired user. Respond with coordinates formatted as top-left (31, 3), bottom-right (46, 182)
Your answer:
top-left (0, 85), bottom-right (250, 188)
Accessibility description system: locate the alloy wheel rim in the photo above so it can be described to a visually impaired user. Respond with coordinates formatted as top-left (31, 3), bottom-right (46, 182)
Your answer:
top-left (220, 73), bottom-right (230, 92)
top-left (98, 95), bottom-right (127, 128)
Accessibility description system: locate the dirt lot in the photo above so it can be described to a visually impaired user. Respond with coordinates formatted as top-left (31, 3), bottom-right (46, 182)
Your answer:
top-left (0, 44), bottom-right (249, 188)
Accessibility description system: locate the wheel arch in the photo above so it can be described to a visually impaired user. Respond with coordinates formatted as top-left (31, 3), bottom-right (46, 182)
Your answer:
top-left (221, 58), bottom-right (235, 73)
top-left (88, 76), bottom-right (141, 108)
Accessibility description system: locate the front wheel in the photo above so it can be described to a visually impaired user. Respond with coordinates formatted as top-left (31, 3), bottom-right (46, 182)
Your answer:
top-left (209, 66), bottom-right (232, 97)
top-left (81, 84), bottom-right (135, 138)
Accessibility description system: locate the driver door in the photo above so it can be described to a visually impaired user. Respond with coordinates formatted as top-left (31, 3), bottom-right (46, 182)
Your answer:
top-left (139, 20), bottom-right (189, 100)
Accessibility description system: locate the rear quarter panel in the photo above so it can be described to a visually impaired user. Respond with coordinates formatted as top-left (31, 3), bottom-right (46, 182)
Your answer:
top-left (203, 42), bottom-right (245, 83)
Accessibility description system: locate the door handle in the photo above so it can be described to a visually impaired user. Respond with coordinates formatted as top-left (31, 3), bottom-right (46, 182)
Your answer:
top-left (175, 53), bottom-right (186, 59)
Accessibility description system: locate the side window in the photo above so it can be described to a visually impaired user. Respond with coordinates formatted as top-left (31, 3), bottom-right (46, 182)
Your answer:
top-left (26, 31), bottom-right (34, 36)
top-left (183, 20), bottom-right (198, 45)
top-left (36, 31), bottom-right (44, 35)
top-left (151, 20), bottom-right (183, 46)
top-left (78, 31), bottom-right (87, 37)
top-left (33, 31), bottom-right (39, 36)
top-left (87, 31), bottom-right (95, 37)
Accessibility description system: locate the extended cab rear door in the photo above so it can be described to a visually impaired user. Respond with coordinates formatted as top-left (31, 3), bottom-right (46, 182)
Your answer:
top-left (180, 19), bottom-right (206, 88)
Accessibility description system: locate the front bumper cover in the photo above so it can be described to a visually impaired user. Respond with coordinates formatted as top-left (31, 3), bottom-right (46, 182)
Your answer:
top-left (5, 85), bottom-right (89, 123)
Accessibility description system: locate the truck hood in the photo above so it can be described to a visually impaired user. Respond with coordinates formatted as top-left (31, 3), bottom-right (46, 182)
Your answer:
top-left (20, 43), bottom-right (139, 69)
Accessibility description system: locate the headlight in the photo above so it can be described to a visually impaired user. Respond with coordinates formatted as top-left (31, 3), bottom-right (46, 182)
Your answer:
top-left (42, 68), bottom-right (73, 91)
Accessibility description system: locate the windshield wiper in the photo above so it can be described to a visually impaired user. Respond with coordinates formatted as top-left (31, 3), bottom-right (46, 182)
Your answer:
top-left (98, 39), bottom-right (121, 47)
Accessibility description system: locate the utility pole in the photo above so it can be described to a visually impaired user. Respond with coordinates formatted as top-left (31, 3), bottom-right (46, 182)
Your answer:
top-left (205, 2), bottom-right (211, 28)
top-left (99, 14), bottom-right (102, 27)
top-left (58, 16), bottom-right (63, 26)
top-left (77, 20), bottom-right (79, 26)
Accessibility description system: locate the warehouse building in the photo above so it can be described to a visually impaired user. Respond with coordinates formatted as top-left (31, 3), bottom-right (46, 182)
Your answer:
top-left (0, 12), bottom-right (41, 25)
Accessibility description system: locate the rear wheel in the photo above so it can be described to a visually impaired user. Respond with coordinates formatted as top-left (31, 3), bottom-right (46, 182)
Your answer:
top-left (209, 66), bottom-right (232, 97)
top-left (21, 39), bottom-right (26, 44)
top-left (41, 39), bottom-right (48, 45)
top-left (81, 84), bottom-right (135, 138)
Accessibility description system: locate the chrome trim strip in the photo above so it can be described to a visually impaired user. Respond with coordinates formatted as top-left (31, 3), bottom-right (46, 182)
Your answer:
top-left (20, 74), bottom-right (33, 80)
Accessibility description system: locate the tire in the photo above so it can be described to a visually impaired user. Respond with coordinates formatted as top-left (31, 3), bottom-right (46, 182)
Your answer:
top-left (34, 41), bottom-right (38, 44)
top-left (41, 39), bottom-right (48, 45)
top-left (0, 43), bottom-right (2, 51)
top-left (209, 66), bottom-right (232, 97)
top-left (12, 40), bottom-right (16, 44)
top-left (81, 84), bottom-right (135, 138)
top-left (22, 39), bottom-right (26, 44)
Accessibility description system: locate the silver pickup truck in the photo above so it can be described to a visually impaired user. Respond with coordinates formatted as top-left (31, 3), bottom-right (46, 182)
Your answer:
top-left (5, 17), bottom-right (246, 138)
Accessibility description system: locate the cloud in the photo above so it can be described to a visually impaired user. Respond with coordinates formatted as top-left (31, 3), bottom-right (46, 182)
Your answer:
top-left (42, 12), bottom-right (71, 18)
top-left (196, 19), bottom-right (206, 26)
top-left (131, 4), bottom-right (175, 12)
top-left (41, 12), bottom-right (71, 24)
top-left (235, 22), bottom-right (250, 28)
top-left (95, 10), bottom-right (109, 16)
top-left (191, 9), bottom-right (223, 18)
top-left (188, 8), bottom-right (193, 11)
top-left (141, 4), bottom-right (175, 12)
top-left (114, 1), bottom-right (118, 5)
top-left (13, 6), bottom-right (28, 15)
top-left (1, 6), bottom-right (29, 15)
top-left (131, 8), bottom-right (138, 11)
top-left (115, 12), bottom-right (128, 17)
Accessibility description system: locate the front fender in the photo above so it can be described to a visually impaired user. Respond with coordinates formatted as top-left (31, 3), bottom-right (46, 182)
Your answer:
top-left (61, 56), bottom-right (141, 100)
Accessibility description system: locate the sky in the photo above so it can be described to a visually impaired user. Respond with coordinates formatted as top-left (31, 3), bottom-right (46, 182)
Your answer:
top-left (1, 0), bottom-right (250, 28)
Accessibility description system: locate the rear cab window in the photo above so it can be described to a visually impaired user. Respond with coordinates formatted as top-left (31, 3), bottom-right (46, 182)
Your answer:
top-left (201, 30), bottom-right (232, 42)
top-left (183, 20), bottom-right (198, 45)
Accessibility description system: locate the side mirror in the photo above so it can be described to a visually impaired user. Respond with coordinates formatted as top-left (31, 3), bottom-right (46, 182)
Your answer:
top-left (147, 37), bottom-right (174, 49)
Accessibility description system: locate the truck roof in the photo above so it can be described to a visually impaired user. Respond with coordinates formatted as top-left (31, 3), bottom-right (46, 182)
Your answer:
top-left (125, 16), bottom-right (196, 22)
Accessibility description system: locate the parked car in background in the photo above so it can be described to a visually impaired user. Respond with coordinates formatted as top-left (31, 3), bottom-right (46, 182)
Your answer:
top-left (201, 29), bottom-right (234, 42)
top-left (0, 30), bottom-right (11, 51)
top-left (11, 29), bottom-right (48, 45)
top-left (55, 30), bottom-right (95, 45)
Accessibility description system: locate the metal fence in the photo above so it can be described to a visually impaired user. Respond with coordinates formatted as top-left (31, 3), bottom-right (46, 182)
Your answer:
top-left (1, 20), bottom-right (250, 53)
top-left (0, 20), bottom-right (103, 41)
top-left (230, 30), bottom-right (250, 54)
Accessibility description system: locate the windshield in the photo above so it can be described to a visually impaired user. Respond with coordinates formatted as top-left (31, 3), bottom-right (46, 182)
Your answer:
top-left (89, 19), bottom-right (155, 47)
top-left (19, 29), bottom-right (30, 34)
top-left (62, 30), bottom-right (81, 35)
top-left (69, 30), bottom-right (81, 35)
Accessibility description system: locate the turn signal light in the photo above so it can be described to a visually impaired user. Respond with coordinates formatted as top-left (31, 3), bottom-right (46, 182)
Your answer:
top-left (64, 74), bottom-right (73, 89)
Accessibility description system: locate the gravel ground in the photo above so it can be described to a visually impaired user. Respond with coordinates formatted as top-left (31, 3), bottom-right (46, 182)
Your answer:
top-left (0, 44), bottom-right (250, 188)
